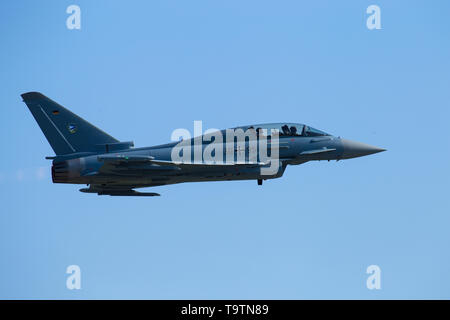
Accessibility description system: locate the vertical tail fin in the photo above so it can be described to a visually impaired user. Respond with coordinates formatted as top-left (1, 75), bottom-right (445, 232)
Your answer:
top-left (21, 92), bottom-right (119, 155)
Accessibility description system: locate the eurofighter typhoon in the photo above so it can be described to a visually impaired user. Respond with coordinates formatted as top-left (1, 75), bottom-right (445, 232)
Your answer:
top-left (21, 92), bottom-right (385, 196)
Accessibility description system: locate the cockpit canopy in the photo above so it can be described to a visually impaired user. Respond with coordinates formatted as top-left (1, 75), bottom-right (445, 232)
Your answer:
top-left (237, 123), bottom-right (331, 137)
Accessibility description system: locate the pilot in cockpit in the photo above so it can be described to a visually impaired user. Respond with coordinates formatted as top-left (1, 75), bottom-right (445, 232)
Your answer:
top-left (290, 126), bottom-right (298, 136)
top-left (281, 124), bottom-right (290, 136)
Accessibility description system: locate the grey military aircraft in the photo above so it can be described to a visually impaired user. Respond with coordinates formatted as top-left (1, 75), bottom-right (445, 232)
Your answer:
top-left (22, 92), bottom-right (385, 196)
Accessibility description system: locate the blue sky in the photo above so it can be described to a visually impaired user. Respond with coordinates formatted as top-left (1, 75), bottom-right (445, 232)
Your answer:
top-left (1, 0), bottom-right (449, 299)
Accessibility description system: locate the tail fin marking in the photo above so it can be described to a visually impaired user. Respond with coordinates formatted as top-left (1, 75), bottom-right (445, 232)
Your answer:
top-left (21, 92), bottom-right (119, 155)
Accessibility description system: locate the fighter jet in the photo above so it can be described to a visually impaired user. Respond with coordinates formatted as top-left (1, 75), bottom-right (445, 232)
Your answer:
top-left (21, 92), bottom-right (385, 196)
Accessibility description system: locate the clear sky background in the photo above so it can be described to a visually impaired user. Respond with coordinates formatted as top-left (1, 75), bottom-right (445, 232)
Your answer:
top-left (1, 0), bottom-right (449, 299)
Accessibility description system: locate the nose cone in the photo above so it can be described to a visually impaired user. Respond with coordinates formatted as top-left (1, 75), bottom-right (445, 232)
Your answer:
top-left (341, 139), bottom-right (386, 159)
